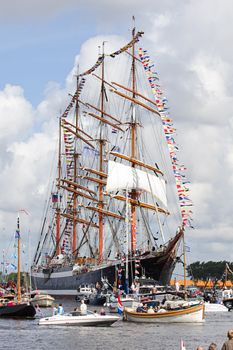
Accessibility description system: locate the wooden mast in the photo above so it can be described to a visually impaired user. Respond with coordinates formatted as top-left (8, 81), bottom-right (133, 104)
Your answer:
top-left (72, 74), bottom-right (79, 255)
top-left (130, 20), bottom-right (137, 253)
top-left (17, 215), bottom-right (21, 303)
top-left (56, 117), bottom-right (61, 255)
top-left (98, 43), bottom-right (105, 262)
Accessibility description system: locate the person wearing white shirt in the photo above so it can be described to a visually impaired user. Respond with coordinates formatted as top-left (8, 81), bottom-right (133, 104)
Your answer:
top-left (80, 300), bottom-right (87, 315)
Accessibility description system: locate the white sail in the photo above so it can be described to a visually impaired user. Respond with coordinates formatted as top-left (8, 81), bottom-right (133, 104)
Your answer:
top-left (106, 160), bottom-right (167, 208)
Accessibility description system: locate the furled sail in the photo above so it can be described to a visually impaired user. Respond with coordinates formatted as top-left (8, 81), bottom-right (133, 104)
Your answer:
top-left (106, 160), bottom-right (167, 208)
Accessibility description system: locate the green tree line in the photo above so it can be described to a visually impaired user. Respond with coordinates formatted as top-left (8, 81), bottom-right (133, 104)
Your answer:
top-left (187, 261), bottom-right (233, 281)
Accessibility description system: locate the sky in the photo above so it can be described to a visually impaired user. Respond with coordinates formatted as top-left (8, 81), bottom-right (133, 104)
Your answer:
top-left (0, 0), bottom-right (233, 272)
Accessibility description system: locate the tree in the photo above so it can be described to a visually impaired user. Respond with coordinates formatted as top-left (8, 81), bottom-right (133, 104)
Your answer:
top-left (187, 261), bottom-right (233, 282)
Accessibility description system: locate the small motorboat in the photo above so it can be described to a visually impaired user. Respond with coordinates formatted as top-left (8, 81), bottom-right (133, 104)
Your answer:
top-left (39, 310), bottom-right (119, 326)
top-left (124, 303), bottom-right (205, 323)
top-left (222, 298), bottom-right (233, 311)
top-left (106, 295), bottom-right (135, 313)
top-left (204, 302), bottom-right (228, 312)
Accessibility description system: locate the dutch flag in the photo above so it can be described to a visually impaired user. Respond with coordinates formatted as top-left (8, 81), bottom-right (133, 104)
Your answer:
top-left (117, 293), bottom-right (123, 315)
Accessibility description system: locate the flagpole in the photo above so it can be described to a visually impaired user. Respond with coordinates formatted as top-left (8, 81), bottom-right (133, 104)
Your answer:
top-left (182, 234), bottom-right (187, 300)
top-left (125, 188), bottom-right (129, 294)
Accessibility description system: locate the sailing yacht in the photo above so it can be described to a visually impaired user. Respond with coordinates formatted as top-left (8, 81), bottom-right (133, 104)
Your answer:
top-left (0, 216), bottom-right (36, 318)
top-left (31, 25), bottom-right (193, 296)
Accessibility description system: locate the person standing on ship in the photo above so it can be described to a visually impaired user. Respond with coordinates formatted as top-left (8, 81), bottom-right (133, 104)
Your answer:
top-left (80, 300), bottom-right (87, 315)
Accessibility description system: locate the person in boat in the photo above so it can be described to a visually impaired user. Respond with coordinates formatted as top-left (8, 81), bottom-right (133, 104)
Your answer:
top-left (136, 303), bottom-right (146, 313)
top-left (147, 306), bottom-right (155, 314)
top-left (157, 306), bottom-right (167, 313)
top-left (161, 296), bottom-right (167, 305)
top-left (208, 343), bottom-right (217, 350)
top-left (100, 308), bottom-right (106, 316)
top-left (35, 304), bottom-right (43, 317)
top-left (80, 300), bottom-right (87, 315)
top-left (221, 329), bottom-right (233, 350)
top-left (58, 303), bottom-right (64, 315)
top-left (72, 307), bottom-right (79, 316)
top-left (53, 304), bottom-right (58, 315)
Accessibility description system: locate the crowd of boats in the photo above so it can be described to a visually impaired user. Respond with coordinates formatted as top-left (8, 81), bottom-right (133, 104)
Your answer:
top-left (0, 276), bottom-right (233, 326)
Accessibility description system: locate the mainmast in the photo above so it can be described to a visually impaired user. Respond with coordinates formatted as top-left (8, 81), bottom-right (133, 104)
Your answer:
top-left (98, 43), bottom-right (106, 262)
top-left (130, 20), bottom-right (137, 253)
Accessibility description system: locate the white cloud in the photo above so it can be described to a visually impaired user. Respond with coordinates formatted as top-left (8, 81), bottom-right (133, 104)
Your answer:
top-left (0, 85), bottom-right (33, 141)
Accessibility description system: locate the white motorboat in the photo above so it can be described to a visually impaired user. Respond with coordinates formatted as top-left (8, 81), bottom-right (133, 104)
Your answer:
top-left (204, 302), bottom-right (228, 312)
top-left (106, 295), bottom-right (135, 313)
top-left (39, 310), bottom-right (119, 326)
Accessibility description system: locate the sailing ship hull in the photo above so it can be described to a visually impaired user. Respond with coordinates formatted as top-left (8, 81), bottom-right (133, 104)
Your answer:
top-left (0, 303), bottom-right (36, 318)
top-left (31, 233), bottom-right (181, 296)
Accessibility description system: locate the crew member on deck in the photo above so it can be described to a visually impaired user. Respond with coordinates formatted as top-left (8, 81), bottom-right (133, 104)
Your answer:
top-left (80, 300), bottom-right (87, 315)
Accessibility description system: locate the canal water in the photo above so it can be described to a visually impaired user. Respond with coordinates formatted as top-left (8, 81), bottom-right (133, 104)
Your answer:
top-left (0, 298), bottom-right (232, 350)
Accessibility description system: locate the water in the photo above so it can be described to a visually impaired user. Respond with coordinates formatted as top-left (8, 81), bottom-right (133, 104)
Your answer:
top-left (0, 299), bottom-right (232, 350)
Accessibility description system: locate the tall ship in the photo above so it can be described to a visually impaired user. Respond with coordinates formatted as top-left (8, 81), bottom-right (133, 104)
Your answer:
top-left (31, 24), bottom-right (193, 295)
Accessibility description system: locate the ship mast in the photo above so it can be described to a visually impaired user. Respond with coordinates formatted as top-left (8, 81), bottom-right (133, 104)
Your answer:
top-left (98, 42), bottom-right (106, 262)
top-left (56, 117), bottom-right (61, 255)
top-left (16, 215), bottom-right (21, 303)
top-left (72, 74), bottom-right (79, 255)
top-left (130, 19), bottom-right (137, 253)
